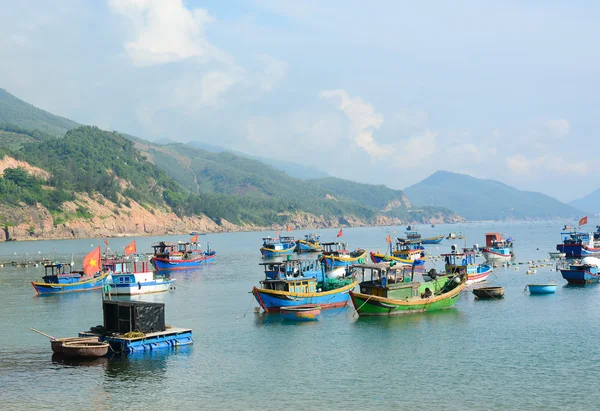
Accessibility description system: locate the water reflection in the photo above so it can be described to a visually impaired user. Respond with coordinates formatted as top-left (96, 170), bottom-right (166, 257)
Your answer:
top-left (104, 345), bottom-right (193, 382)
top-left (52, 353), bottom-right (109, 368)
top-left (352, 308), bottom-right (464, 329)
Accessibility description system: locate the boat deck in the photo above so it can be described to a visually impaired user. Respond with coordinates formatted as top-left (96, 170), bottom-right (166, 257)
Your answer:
top-left (79, 326), bottom-right (193, 353)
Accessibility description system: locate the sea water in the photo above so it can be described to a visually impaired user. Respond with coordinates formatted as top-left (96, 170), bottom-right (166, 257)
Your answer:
top-left (0, 220), bottom-right (597, 410)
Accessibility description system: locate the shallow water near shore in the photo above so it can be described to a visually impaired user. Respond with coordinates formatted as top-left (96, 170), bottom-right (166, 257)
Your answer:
top-left (0, 220), bottom-right (597, 410)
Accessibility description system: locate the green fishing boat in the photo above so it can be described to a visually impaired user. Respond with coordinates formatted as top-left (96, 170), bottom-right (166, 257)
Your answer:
top-left (349, 263), bottom-right (466, 316)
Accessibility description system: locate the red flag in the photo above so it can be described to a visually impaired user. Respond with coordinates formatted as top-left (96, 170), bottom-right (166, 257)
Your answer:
top-left (286, 225), bottom-right (292, 232)
top-left (83, 246), bottom-right (101, 276)
top-left (337, 228), bottom-right (343, 238)
top-left (124, 240), bottom-right (136, 256)
top-left (276, 229), bottom-right (281, 235)
top-left (386, 234), bottom-right (392, 244)
top-left (190, 234), bottom-right (199, 243)
top-left (103, 238), bottom-right (108, 247)
top-left (579, 216), bottom-right (588, 226)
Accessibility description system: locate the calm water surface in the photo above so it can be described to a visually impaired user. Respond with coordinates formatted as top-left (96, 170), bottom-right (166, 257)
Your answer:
top-left (0, 221), bottom-right (598, 410)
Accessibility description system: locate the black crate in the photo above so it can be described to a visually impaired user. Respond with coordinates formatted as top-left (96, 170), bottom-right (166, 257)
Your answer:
top-left (103, 300), bottom-right (165, 334)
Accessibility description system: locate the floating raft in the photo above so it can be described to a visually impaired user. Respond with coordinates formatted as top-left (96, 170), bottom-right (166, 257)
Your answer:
top-left (79, 327), bottom-right (193, 353)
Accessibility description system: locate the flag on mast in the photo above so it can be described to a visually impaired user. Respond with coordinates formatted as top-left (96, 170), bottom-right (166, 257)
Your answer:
top-left (579, 216), bottom-right (588, 226)
top-left (83, 246), bottom-right (101, 276)
top-left (124, 240), bottom-right (137, 256)
top-left (337, 228), bottom-right (343, 238)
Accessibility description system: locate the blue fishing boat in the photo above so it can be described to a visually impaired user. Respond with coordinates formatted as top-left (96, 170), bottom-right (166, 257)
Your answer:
top-left (421, 235), bottom-right (444, 245)
top-left (295, 233), bottom-right (322, 253)
top-left (527, 284), bottom-right (557, 294)
top-left (260, 236), bottom-right (296, 258)
top-left (319, 242), bottom-right (367, 269)
top-left (559, 257), bottom-right (600, 284)
top-left (439, 246), bottom-right (492, 285)
top-left (369, 238), bottom-right (425, 266)
top-left (32, 262), bottom-right (109, 295)
top-left (151, 241), bottom-right (212, 270)
top-left (104, 257), bottom-right (173, 295)
top-left (556, 230), bottom-right (600, 258)
top-left (252, 259), bottom-right (357, 312)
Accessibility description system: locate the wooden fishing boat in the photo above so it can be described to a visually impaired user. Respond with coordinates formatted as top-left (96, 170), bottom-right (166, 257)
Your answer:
top-left (252, 259), bottom-right (357, 312)
top-left (421, 235), bottom-right (444, 245)
top-left (31, 261), bottom-right (109, 295)
top-left (104, 257), bottom-right (174, 295)
top-left (260, 236), bottom-right (296, 258)
top-left (350, 263), bottom-right (466, 316)
top-left (51, 336), bottom-right (99, 354)
top-left (280, 305), bottom-right (321, 321)
top-left (319, 242), bottom-right (367, 269)
top-left (472, 286), bottom-right (504, 299)
top-left (527, 284), bottom-right (557, 294)
top-left (559, 257), bottom-right (600, 284)
top-left (441, 246), bottom-right (492, 285)
top-left (369, 251), bottom-right (425, 267)
top-left (62, 341), bottom-right (110, 358)
top-left (296, 233), bottom-right (322, 253)
top-left (151, 241), bottom-right (212, 270)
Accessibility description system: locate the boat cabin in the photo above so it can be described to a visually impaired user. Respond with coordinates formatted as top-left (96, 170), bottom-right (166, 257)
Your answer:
top-left (303, 233), bottom-right (320, 244)
top-left (103, 257), bottom-right (151, 275)
top-left (354, 263), bottom-right (421, 299)
top-left (392, 239), bottom-right (424, 259)
top-left (560, 231), bottom-right (594, 247)
top-left (152, 241), bottom-right (201, 259)
top-left (442, 249), bottom-right (479, 275)
top-left (406, 231), bottom-right (422, 241)
top-left (485, 232), bottom-right (514, 249)
top-left (41, 263), bottom-right (84, 284)
top-left (279, 236), bottom-right (296, 244)
top-left (258, 259), bottom-right (324, 292)
top-left (321, 242), bottom-right (350, 256)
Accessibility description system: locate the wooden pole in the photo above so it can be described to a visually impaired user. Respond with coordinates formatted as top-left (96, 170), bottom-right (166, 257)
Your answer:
top-left (30, 328), bottom-right (55, 340)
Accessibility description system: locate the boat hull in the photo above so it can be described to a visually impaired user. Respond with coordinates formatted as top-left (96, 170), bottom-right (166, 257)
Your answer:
top-left (370, 252), bottom-right (425, 266)
top-left (422, 236), bottom-right (444, 245)
top-left (108, 279), bottom-right (174, 295)
top-left (482, 250), bottom-right (512, 263)
top-left (559, 268), bottom-right (600, 284)
top-left (280, 305), bottom-right (321, 321)
top-left (557, 244), bottom-right (600, 258)
top-left (320, 250), bottom-right (367, 269)
top-left (466, 265), bottom-right (492, 285)
top-left (295, 241), bottom-right (322, 253)
top-left (252, 280), bottom-right (357, 313)
top-left (527, 284), bottom-right (557, 294)
top-left (32, 272), bottom-right (108, 295)
top-left (260, 245), bottom-right (295, 258)
top-left (350, 281), bottom-right (465, 316)
top-left (151, 256), bottom-right (203, 270)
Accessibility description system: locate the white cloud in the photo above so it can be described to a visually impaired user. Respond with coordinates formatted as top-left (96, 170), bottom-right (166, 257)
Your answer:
top-left (547, 119), bottom-right (569, 137)
top-left (392, 129), bottom-right (438, 169)
top-left (255, 54), bottom-right (288, 92)
top-left (320, 89), bottom-right (391, 157)
top-left (108, 0), bottom-right (223, 66)
top-left (506, 153), bottom-right (589, 176)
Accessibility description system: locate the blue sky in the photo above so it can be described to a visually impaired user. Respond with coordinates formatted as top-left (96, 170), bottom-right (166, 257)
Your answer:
top-left (1, 0), bottom-right (598, 202)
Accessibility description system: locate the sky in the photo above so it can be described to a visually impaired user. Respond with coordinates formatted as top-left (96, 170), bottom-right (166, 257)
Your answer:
top-left (0, 0), bottom-right (599, 203)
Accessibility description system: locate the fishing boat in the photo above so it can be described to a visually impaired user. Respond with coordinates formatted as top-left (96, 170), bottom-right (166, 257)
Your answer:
top-left (260, 236), bottom-right (296, 258)
top-left (369, 238), bottom-right (425, 266)
top-left (369, 251), bottom-right (426, 266)
top-left (527, 283), bottom-right (557, 294)
top-left (104, 257), bottom-right (174, 295)
top-left (558, 257), bottom-right (600, 284)
top-left (280, 305), bottom-right (321, 321)
top-left (350, 263), bottom-right (466, 316)
top-left (472, 286), bottom-right (504, 299)
top-left (31, 259), bottom-right (108, 295)
top-left (295, 233), bottom-right (322, 253)
top-left (441, 246), bottom-right (492, 285)
top-left (252, 259), bottom-right (357, 312)
top-left (50, 336), bottom-right (100, 354)
top-left (482, 232), bottom-right (514, 263)
top-left (319, 242), bottom-right (367, 270)
top-left (62, 341), bottom-right (110, 358)
top-left (150, 241), bottom-right (208, 270)
top-left (422, 235), bottom-right (444, 245)
top-left (446, 232), bottom-right (465, 240)
top-left (556, 231), bottom-right (600, 258)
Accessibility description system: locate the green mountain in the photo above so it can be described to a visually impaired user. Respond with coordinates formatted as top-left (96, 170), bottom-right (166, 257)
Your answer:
top-left (0, 88), bottom-right (458, 232)
top-left (570, 190), bottom-right (600, 215)
top-left (0, 89), bottom-right (79, 136)
top-left (404, 171), bottom-right (582, 221)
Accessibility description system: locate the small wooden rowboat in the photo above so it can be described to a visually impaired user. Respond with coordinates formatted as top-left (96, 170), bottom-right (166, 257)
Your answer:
top-left (472, 286), bottom-right (504, 299)
top-left (527, 283), bottom-right (557, 294)
top-left (51, 337), bottom-right (99, 354)
top-left (280, 305), bottom-right (321, 321)
top-left (62, 341), bottom-right (110, 358)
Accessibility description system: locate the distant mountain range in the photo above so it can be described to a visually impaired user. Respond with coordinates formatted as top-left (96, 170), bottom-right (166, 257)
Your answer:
top-left (404, 170), bottom-right (582, 221)
top-left (0, 88), bottom-right (457, 240)
top-left (570, 190), bottom-right (600, 215)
